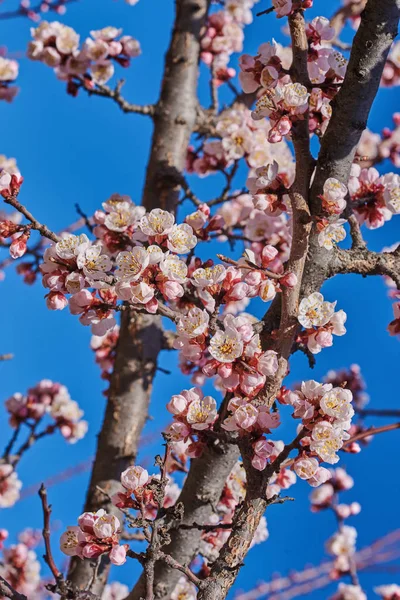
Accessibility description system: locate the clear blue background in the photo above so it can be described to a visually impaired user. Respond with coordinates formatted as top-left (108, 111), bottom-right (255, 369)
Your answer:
top-left (0, 0), bottom-right (399, 597)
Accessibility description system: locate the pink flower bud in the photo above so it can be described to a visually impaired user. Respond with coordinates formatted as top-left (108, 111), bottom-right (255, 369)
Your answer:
top-left (253, 438), bottom-right (274, 458)
top-left (165, 421), bottom-right (190, 441)
top-left (227, 282), bottom-right (248, 301)
top-left (163, 281), bottom-right (184, 300)
top-left (93, 513), bottom-right (120, 539)
top-left (167, 394), bottom-right (188, 415)
top-left (261, 245), bottom-right (279, 264)
top-left (218, 363), bottom-right (233, 379)
top-left (336, 504), bottom-right (351, 519)
top-left (109, 544), bottom-right (127, 566)
top-left (10, 232), bottom-right (29, 259)
top-left (82, 543), bottom-right (104, 559)
top-left (46, 292), bottom-right (68, 311)
top-left (350, 502), bottom-right (361, 515)
top-left (121, 465), bottom-right (149, 491)
top-left (244, 271), bottom-right (262, 286)
top-left (78, 512), bottom-right (98, 533)
top-left (234, 404), bottom-right (258, 430)
top-left (69, 289), bottom-right (93, 315)
top-left (280, 272), bottom-right (298, 288)
top-left (251, 454), bottom-right (267, 471)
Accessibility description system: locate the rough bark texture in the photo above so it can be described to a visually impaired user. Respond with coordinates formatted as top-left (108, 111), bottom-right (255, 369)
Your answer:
top-left (142, 0), bottom-right (210, 212)
top-left (68, 312), bottom-right (163, 593)
top-left (196, 3), bottom-right (400, 600)
top-left (303, 0), bottom-right (400, 297)
top-left (68, 0), bottom-right (400, 597)
top-left (279, 10), bottom-right (313, 359)
top-left (68, 0), bottom-right (210, 593)
top-left (127, 441), bottom-right (240, 600)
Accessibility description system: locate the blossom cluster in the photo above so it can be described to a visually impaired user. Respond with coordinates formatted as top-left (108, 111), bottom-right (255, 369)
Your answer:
top-left (324, 365), bottom-right (369, 412)
top-left (307, 467), bottom-right (368, 599)
top-left (200, 0), bottom-right (259, 85)
top-left (60, 509), bottom-right (128, 565)
top-left (174, 313), bottom-right (280, 396)
top-left (0, 530), bottom-right (41, 596)
top-left (41, 199), bottom-right (199, 333)
top-left (0, 464), bottom-right (22, 508)
top-left (0, 56), bottom-right (19, 103)
top-left (111, 464), bottom-right (180, 518)
top-left (297, 292), bottom-right (347, 354)
top-left (5, 379), bottom-right (88, 443)
top-left (187, 104), bottom-right (295, 181)
top-left (348, 165), bottom-right (400, 229)
top-left (239, 22), bottom-right (347, 142)
top-left (28, 22), bottom-right (140, 95)
top-left (284, 380), bottom-right (355, 468)
top-left (39, 190), bottom-right (297, 339)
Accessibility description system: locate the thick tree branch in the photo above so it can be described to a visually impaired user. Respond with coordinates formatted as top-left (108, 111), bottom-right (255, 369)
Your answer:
top-left (331, 246), bottom-right (400, 288)
top-left (278, 9), bottom-right (313, 359)
top-left (0, 577), bottom-right (27, 600)
top-left (127, 441), bottom-right (240, 600)
top-left (302, 0), bottom-right (400, 300)
top-left (67, 0), bottom-right (211, 594)
top-left (195, 5), bottom-right (400, 600)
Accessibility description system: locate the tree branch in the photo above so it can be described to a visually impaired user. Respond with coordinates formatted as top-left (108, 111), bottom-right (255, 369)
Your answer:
top-left (0, 577), bottom-right (27, 600)
top-left (4, 195), bottom-right (60, 243)
top-left (85, 80), bottom-right (155, 116)
top-left (68, 0), bottom-right (212, 594)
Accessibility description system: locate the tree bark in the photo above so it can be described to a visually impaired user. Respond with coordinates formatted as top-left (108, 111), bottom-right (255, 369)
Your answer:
top-left (67, 0), bottom-right (210, 593)
top-left (196, 3), bottom-right (400, 600)
top-left (126, 441), bottom-right (240, 600)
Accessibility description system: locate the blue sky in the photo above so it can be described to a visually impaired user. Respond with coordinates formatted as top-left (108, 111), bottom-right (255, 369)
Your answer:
top-left (0, 0), bottom-right (399, 597)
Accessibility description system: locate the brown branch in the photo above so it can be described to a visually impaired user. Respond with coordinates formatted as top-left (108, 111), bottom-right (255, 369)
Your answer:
top-left (68, 0), bottom-right (212, 595)
top-left (277, 9), bottom-right (314, 357)
top-left (358, 408), bottom-right (400, 418)
top-left (331, 246), bottom-right (400, 289)
top-left (0, 353), bottom-right (13, 361)
top-left (299, 0), bottom-right (400, 303)
top-left (128, 440), bottom-right (240, 600)
top-left (158, 552), bottom-right (202, 588)
top-left (197, 431), bottom-right (305, 600)
top-left (86, 80), bottom-right (155, 116)
top-left (347, 213), bottom-right (366, 249)
top-left (344, 422), bottom-right (400, 445)
top-left (0, 577), bottom-right (27, 600)
top-left (39, 484), bottom-right (68, 595)
top-left (4, 195), bottom-right (60, 243)
top-left (256, 6), bottom-right (274, 17)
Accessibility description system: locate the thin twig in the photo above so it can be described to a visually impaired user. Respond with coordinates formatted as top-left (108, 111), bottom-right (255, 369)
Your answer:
top-left (4, 196), bottom-right (59, 243)
top-left (358, 408), bottom-right (400, 418)
top-left (38, 484), bottom-right (68, 595)
top-left (256, 6), bottom-right (274, 16)
top-left (86, 80), bottom-right (155, 116)
top-left (344, 422), bottom-right (400, 446)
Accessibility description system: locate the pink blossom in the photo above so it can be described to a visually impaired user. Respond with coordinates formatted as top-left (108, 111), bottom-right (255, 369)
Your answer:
top-left (121, 466), bottom-right (149, 491)
top-left (109, 544), bottom-right (127, 565)
top-left (46, 291), bottom-right (68, 310)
